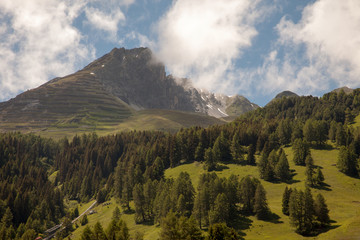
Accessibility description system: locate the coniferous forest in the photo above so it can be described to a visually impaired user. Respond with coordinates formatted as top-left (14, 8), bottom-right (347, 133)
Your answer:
top-left (1, 89), bottom-right (360, 239)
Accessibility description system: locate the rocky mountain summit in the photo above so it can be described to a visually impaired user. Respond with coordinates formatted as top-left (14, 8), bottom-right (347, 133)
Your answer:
top-left (0, 47), bottom-right (258, 132)
top-left (81, 47), bottom-right (258, 117)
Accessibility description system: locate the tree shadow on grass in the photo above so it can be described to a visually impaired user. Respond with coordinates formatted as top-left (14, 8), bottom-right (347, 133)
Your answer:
top-left (313, 182), bottom-right (332, 191)
top-left (311, 143), bottom-right (334, 150)
top-left (215, 164), bottom-right (229, 172)
top-left (301, 221), bottom-right (340, 237)
top-left (228, 215), bottom-right (253, 240)
top-left (122, 208), bottom-right (135, 214)
top-left (263, 212), bottom-right (283, 224)
top-left (229, 215), bottom-right (253, 231)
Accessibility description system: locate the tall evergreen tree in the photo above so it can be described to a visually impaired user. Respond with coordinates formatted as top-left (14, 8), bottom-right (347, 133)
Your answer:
top-left (81, 225), bottom-right (94, 240)
top-left (275, 151), bottom-right (291, 182)
top-left (292, 139), bottom-right (310, 166)
top-left (258, 152), bottom-right (274, 181)
top-left (133, 184), bottom-right (146, 223)
top-left (314, 193), bottom-right (330, 227)
top-left (246, 144), bottom-right (256, 165)
top-left (282, 186), bottom-right (292, 216)
top-left (230, 132), bottom-right (243, 163)
top-left (337, 146), bottom-right (358, 176)
top-left (289, 189), bottom-right (304, 234)
top-left (208, 223), bottom-right (239, 240)
top-left (313, 167), bottom-right (325, 186)
top-left (93, 221), bottom-right (107, 240)
top-left (204, 148), bottom-right (217, 171)
top-left (303, 187), bottom-right (315, 234)
top-left (209, 193), bottom-right (230, 225)
top-left (254, 184), bottom-right (269, 220)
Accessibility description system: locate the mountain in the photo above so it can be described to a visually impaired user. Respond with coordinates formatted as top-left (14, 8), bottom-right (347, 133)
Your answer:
top-left (0, 47), bottom-right (258, 135)
top-left (331, 86), bottom-right (354, 94)
top-left (274, 90), bottom-right (299, 99)
top-left (266, 90), bottom-right (299, 106)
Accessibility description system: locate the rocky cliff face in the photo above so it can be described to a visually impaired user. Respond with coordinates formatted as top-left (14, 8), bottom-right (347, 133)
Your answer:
top-left (72, 47), bottom-right (258, 117)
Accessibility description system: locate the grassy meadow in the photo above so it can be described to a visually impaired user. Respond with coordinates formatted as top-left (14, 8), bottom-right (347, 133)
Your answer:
top-left (68, 142), bottom-right (360, 240)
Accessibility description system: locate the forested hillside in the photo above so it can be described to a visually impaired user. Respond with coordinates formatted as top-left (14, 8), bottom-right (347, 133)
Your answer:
top-left (1, 89), bottom-right (360, 239)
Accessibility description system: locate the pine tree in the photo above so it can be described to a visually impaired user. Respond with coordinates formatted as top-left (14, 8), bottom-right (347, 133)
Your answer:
top-left (291, 122), bottom-right (303, 143)
top-left (289, 189), bottom-right (304, 234)
top-left (178, 216), bottom-right (204, 240)
top-left (209, 193), bottom-right (230, 225)
top-left (313, 167), bottom-right (325, 186)
top-left (282, 186), bottom-right (292, 215)
top-left (268, 149), bottom-right (279, 169)
top-left (133, 183), bottom-right (146, 223)
top-left (239, 176), bottom-right (258, 214)
top-left (314, 193), bottom-right (330, 227)
top-left (159, 211), bottom-right (181, 240)
top-left (93, 221), bottom-right (107, 240)
top-left (292, 138), bottom-right (310, 166)
top-left (230, 132), bottom-right (243, 163)
top-left (305, 163), bottom-right (315, 187)
top-left (204, 148), bottom-right (217, 171)
top-left (172, 172), bottom-right (195, 217)
top-left (208, 223), bottom-right (239, 240)
top-left (328, 120), bottom-right (337, 142)
top-left (81, 214), bottom-right (88, 226)
top-left (254, 184), bottom-right (269, 220)
top-left (303, 119), bottom-right (315, 143)
top-left (258, 152), bottom-right (274, 181)
top-left (195, 142), bottom-right (205, 162)
top-left (1, 207), bottom-right (13, 227)
top-left (303, 187), bottom-right (315, 234)
top-left (336, 124), bottom-right (346, 146)
top-left (246, 144), bottom-right (256, 165)
top-left (337, 146), bottom-right (358, 176)
top-left (112, 207), bottom-right (121, 221)
top-left (275, 151), bottom-right (291, 182)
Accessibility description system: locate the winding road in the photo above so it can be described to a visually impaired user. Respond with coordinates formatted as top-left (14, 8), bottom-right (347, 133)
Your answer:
top-left (43, 200), bottom-right (97, 240)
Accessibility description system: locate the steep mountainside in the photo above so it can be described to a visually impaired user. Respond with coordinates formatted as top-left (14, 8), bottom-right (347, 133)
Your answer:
top-left (0, 47), bottom-right (257, 134)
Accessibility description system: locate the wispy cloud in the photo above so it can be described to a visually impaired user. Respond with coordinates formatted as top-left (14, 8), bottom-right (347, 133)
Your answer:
top-left (85, 7), bottom-right (125, 35)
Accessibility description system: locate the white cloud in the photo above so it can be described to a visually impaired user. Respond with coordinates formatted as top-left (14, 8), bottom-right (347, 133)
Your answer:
top-left (0, 0), bottom-right (95, 100)
top-left (85, 7), bottom-right (125, 35)
top-left (83, 0), bottom-right (135, 37)
top-left (263, 0), bottom-right (360, 96)
top-left (155, 0), bottom-right (265, 94)
top-left (0, 0), bottom-right (136, 101)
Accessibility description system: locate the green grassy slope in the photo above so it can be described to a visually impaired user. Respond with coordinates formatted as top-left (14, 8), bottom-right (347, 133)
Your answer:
top-left (36, 109), bottom-right (225, 139)
top-left (166, 145), bottom-right (360, 240)
top-left (69, 199), bottom-right (159, 240)
top-left (70, 144), bottom-right (360, 240)
top-left (0, 70), bottom-right (133, 135)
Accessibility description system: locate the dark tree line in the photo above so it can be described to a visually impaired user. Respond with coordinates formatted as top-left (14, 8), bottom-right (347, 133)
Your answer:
top-left (1, 89), bottom-right (360, 238)
top-left (282, 187), bottom-right (330, 235)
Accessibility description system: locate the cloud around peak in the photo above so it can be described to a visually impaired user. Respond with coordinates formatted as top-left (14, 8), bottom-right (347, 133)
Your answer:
top-left (154, 0), bottom-right (265, 94)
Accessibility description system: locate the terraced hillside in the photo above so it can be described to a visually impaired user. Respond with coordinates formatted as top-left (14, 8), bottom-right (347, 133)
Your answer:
top-left (0, 69), bottom-right (133, 133)
top-left (0, 47), bottom-right (257, 136)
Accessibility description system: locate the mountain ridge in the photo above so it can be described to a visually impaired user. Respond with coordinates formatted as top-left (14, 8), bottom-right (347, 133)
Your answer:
top-left (0, 47), bottom-right (258, 134)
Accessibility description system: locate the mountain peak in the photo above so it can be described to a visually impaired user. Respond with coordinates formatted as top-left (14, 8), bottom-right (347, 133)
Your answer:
top-left (331, 86), bottom-right (354, 94)
top-left (274, 90), bottom-right (299, 99)
top-left (0, 47), bottom-right (259, 133)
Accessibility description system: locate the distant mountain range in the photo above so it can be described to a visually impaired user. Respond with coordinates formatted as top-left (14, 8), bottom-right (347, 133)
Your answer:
top-left (0, 47), bottom-right (259, 135)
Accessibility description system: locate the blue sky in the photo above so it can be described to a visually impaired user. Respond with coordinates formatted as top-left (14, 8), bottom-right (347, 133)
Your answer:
top-left (1, 0), bottom-right (360, 106)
